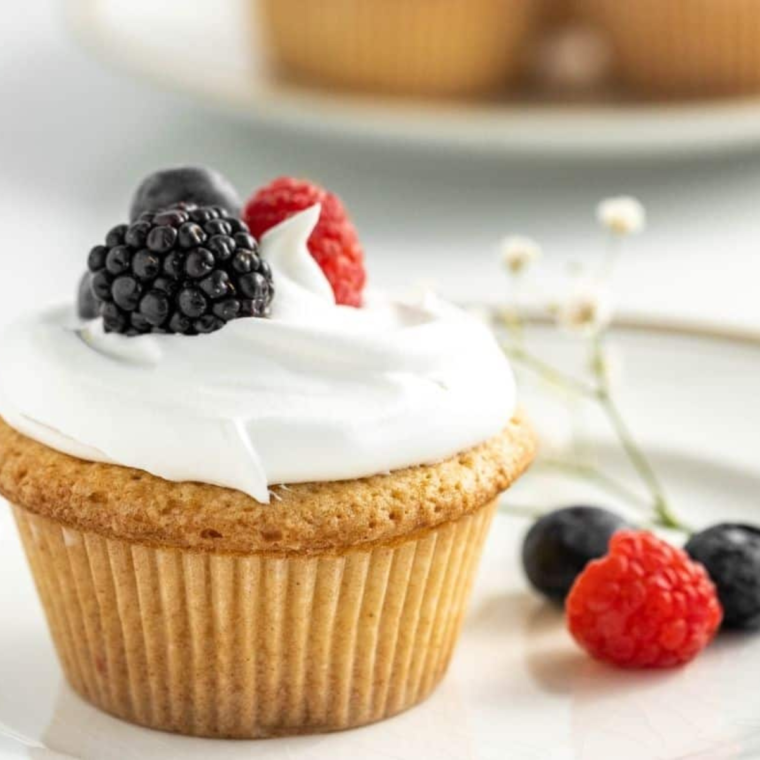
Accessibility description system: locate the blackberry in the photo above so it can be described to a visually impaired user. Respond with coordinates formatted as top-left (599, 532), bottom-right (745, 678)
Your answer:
top-left (522, 506), bottom-right (629, 603)
top-left (129, 166), bottom-right (241, 222)
top-left (686, 524), bottom-right (760, 630)
top-left (86, 203), bottom-right (274, 336)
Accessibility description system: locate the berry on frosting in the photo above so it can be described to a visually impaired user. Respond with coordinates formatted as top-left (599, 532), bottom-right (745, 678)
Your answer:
top-left (86, 204), bottom-right (274, 335)
top-left (686, 524), bottom-right (760, 630)
top-left (522, 506), bottom-right (630, 603)
top-left (129, 166), bottom-right (241, 222)
top-left (243, 177), bottom-right (366, 307)
top-left (567, 531), bottom-right (722, 668)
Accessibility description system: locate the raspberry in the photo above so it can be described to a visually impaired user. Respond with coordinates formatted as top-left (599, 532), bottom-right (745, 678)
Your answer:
top-left (567, 531), bottom-right (723, 668)
top-left (243, 177), bottom-right (366, 307)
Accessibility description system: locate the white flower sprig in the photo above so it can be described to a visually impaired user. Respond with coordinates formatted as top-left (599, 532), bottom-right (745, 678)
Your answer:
top-left (497, 197), bottom-right (685, 532)
top-left (597, 196), bottom-right (646, 236)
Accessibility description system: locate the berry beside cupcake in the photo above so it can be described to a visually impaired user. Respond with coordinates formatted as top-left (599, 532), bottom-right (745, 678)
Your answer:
top-left (0, 167), bottom-right (534, 738)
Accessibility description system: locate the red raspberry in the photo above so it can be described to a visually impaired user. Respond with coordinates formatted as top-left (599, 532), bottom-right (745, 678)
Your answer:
top-left (243, 177), bottom-right (366, 307)
top-left (567, 531), bottom-right (723, 668)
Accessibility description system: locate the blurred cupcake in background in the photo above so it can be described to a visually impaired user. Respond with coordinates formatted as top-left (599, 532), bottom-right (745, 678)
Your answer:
top-left (257, 0), bottom-right (541, 97)
top-left (579, 0), bottom-right (760, 97)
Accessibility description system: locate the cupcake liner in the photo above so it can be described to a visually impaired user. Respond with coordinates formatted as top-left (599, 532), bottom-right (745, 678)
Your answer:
top-left (13, 499), bottom-right (496, 738)
top-left (581, 0), bottom-right (760, 96)
top-left (257, 0), bottom-right (539, 97)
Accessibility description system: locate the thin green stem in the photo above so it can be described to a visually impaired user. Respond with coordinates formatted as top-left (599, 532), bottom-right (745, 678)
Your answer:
top-left (503, 343), bottom-right (599, 398)
top-left (538, 458), bottom-right (651, 511)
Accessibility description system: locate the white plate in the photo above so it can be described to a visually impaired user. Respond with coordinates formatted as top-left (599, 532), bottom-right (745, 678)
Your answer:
top-left (2, 318), bottom-right (760, 759)
top-left (67, 0), bottom-right (760, 158)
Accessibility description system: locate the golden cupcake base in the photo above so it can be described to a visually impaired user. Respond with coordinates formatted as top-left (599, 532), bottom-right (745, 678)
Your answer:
top-left (13, 499), bottom-right (496, 738)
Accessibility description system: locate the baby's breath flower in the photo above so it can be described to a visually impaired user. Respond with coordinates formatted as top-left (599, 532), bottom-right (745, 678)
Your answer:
top-left (500, 236), bottom-right (542, 275)
top-left (557, 283), bottom-right (613, 336)
top-left (597, 196), bottom-right (646, 236)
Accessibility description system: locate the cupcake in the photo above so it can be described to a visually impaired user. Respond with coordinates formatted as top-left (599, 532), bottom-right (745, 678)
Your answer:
top-left (256, 0), bottom-right (540, 97)
top-left (0, 169), bottom-right (535, 738)
top-left (579, 0), bottom-right (760, 96)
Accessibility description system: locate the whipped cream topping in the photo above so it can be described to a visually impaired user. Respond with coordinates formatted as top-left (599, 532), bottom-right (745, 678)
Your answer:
top-left (0, 206), bottom-right (516, 502)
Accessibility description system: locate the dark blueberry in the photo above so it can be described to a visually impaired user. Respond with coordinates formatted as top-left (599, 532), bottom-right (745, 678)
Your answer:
top-left (130, 312), bottom-right (153, 333)
top-left (199, 270), bottom-right (231, 299)
top-left (91, 270), bottom-right (113, 300)
top-left (239, 272), bottom-right (269, 300)
top-left (139, 290), bottom-right (170, 327)
top-left (178, 288), bottom-right (208, 318)
top-left (105, 224), bottom-right (128, 248)
top-left (185, 248), bottom-right (215, 279)
top-left (194, 314), bottom-right (224, 334)
top-left (522, 506), bottom-right (630, 603)
top-left (686, 524), bottom-right (760, 630)
top-left (125, 221), bottom-right (152, 249)
top-left (162, 251), bottom-right (185, 278)
top-left (129, 166), bottom-right (241, 221)
top-left (204, 219), bottom-right (232, 237)
top-left (105, 245), bottom-right (131, 275)
top-left (87, 245), bottom-right (108, 273)
top-left (231, 250), bottom-right (257, 274)
top-left (212, 298), bottom-right (241, 321)
top-left (111, 276), bottom-right (142, 311)
top-left (100, 302), bottom-right (127, 333)
top-left (178, 222), bottom-right (207, 249)
top-left (153, 209), bottom-right (188, 227)
top-left (207, 234), bottom-right (235, 260)
top-left (233, 232), bottom-right (257, 251)
top-left (132, 249), bottom-right (161, 280)
top-left (168, 312), bottom-right (193, 334)
top-left (77, 272), bottom-right (98, 320)
top-left (147, 225), bottom-right (178, 253)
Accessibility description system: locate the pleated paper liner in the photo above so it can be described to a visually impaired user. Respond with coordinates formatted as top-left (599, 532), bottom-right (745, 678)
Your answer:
top-left (256, 0), bottom-right (540, 97)
top-left (13, 498), bottom-right (496, 738)
top-left (579, 0), bottom-right (760, 97)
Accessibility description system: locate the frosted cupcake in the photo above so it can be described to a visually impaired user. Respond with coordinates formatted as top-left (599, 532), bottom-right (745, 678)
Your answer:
top-left (256, 0), bottom-right (540, 97)
top-left (0, 169), bottom-right (534, 738)
top-left (579, 0), bottom-right (760, 96)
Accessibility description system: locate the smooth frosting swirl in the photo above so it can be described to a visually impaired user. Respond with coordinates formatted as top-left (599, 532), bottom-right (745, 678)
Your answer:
top-left (0, 206), bottom-right (516, 502)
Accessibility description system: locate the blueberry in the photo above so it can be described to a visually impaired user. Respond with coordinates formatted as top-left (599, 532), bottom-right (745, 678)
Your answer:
top-left (686, 524), bottom-right (760, 630)
top-left (178, 288), bottom-right (207, 318)
top-left (77, 272), bottom-right (98, 320)
top-left (522, 506), bottom-right (629, 603)
top-left (129, 166), bottom-right (241, 221)
top-left (111, 276), bottom-right (142, 312)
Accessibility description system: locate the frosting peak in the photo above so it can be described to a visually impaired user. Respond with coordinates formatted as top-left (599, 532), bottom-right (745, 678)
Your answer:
top-left (0, 208), bottom-right (516, 502)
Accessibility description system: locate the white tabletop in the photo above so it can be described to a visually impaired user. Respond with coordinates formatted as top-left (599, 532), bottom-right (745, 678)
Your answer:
top-left (3, 2), bottom-right (760, 334)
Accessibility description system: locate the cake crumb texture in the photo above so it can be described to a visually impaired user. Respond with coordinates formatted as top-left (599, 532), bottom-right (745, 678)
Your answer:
top-left (0, 415), bottom-right (534, 554)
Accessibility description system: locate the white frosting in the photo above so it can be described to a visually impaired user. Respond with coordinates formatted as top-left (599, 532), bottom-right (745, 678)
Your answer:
top-left (0, 206), bottom-right (516, 503)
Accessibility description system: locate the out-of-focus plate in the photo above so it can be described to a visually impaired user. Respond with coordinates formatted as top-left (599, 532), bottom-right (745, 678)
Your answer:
top-left (67, 0), bottom-right (760, 158)
top-left (2, 318), bottom-right (760, 759)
